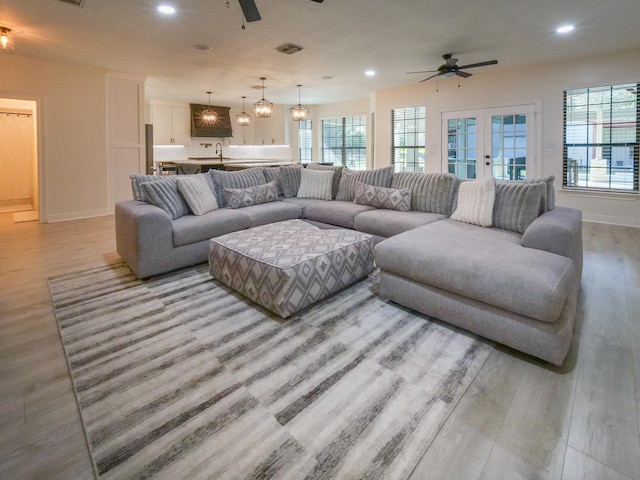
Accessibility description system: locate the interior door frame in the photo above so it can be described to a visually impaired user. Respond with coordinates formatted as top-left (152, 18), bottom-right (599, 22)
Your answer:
top-left (442, 103), bottom-right (540, 180)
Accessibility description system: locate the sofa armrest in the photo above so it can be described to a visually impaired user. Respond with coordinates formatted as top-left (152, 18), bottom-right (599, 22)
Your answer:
top-left (521, 206), bottom-right (583, 276)
top-left (115, 200), bottom-right (175, 278)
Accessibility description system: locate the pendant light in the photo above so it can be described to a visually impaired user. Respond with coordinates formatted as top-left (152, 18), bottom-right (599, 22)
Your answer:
top-left (236, 96), bottom-right (251, 126)
top-left (254, 77), bottom-right (273, 118)
top-left (290, 84), bottom-right (309, 121)
top-left (200, 91), bottom-right (217, 125)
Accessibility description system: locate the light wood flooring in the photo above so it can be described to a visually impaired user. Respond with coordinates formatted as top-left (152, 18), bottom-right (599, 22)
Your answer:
top-left (0, 213), bottom-right (638, 479)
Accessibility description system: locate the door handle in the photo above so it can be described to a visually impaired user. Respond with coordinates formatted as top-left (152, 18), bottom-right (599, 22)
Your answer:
top-left (485, 154), bottom-right (490, 166)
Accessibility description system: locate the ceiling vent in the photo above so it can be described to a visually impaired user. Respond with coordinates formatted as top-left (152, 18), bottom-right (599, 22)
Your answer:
top-left (57, 0), bottom-right (87, 7)
top-left (276, 43), bottom-right (304, 55)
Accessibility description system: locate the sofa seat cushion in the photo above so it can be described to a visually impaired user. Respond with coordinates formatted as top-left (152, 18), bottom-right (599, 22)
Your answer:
top-left (281, 197), bottom-right (329, 216)
top-left (354, 209), bottom-right (446, 238)
top-left (172, 208), bottom-right (250, 247)
top-left (239, 201), bottom-right (303, 228)
top-left (374, 219), bottom-right (574, 323)
top-left (305, 200), bottom-right (376, 229)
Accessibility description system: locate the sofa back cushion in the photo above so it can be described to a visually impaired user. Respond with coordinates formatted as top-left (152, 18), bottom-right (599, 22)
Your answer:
top-left (262, 167), bottom-right (284, 196)
top-left (391, 172), bottom-right (460, 215)
top-left (305, 163), bottom-right (344, 199)
top-left (336, 166), bottom-right (394, 201)
top-left (522, 175), bottom-right (555, 212)
top-left (493, 181), bottom-right (545, 233)
top-left (279, 164), bottom-right (304, 198)
top-left (210, 167), bottom-right (267, 207)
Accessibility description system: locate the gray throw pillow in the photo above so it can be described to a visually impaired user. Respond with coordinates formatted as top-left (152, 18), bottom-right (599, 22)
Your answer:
top-left (353, 182), bottom-right (412, 211)
top-left (209, 167), bottom-right (267, 207)
top-left (335, 166), bottom-right (394, 201)
top-left (223, 181), bottom-right (278, 209)
top-left (139, 178), bottom-right (189, 219)
top-left (522, 175), bottom-right (555, 212)
top-left (493, 181), bottom-right (545, 233)
top-left (176, 176), bottom-right (218, 215)
top-left (279, 164), bottom-right (304, 198)
top-left (305, 164), bottom-right (344, 199)
top-left (297, 169), bottom-right (333, 200)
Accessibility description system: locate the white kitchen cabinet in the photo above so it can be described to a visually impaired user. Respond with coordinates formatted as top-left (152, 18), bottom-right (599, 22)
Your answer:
top-left (150, 103), bottom-right (190, 145)
top-left (229, 108), bottom-right (255, 145)
top-left (254, 106), bottom-right (285, 145)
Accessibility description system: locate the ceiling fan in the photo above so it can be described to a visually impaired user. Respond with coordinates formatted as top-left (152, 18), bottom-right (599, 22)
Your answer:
top-left (238, 0), bottom-right (323, 23)
top-left (407, 54), bottom-right (498, 83)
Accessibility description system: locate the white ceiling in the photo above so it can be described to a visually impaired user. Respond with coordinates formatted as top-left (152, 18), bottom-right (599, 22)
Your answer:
top-left (2, 0), bottom-right (640, 108)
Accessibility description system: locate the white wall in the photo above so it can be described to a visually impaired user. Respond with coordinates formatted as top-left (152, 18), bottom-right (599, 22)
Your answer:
top-left (369, 49), bottom-right (640, 227)
top-left (0, 54), bottom-right (108, 221)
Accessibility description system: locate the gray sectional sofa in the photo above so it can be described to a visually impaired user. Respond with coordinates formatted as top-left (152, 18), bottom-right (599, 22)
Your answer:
top-left (115, 164), bottom-right (582, 365)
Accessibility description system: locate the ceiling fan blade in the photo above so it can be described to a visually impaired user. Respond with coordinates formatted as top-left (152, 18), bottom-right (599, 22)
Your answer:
top-left (456, 60), bottom-right (498, 70)
top-left (311, 0), bottom-right (324, 2)
top-left (238, 0), bottom-right (261, 22)
top-left (419, 73), bottom-right (441, 83)
top-left (406, 70), bottom-right (437, 74)
top-left (456, 71), bottom-right (473, 78)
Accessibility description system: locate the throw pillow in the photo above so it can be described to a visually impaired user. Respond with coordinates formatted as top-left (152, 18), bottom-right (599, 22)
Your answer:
top-left (296, 169), bottom-right (333, 200)
top-left (391, 172), bottom-right (460, 215)
top-left (335, 166), bottom-right (395, 202)
top-left (176, 176), bottom-right (218, 215)
top-left (353, 182), bottom-right (412, 211)
top-left (493, 181), bottom-right (545, 233)
top-left (450, 177), bottom-right (496, 227)
top-left (305, 164), bottom-right (343, 199)
top-left (139, 178), bottom-right (189, 219)
top-left (279, 164), bottom-right (304, 198)
top-left (224, 181), bottom-right (278, 209)
top-left (522, 175), bottom-right (555, 211)
top-left (210, 167), bottom-right (267, 207)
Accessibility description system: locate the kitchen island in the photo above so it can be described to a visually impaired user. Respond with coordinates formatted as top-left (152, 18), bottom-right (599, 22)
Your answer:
top-left (154, 158), bottom-right (295, 174)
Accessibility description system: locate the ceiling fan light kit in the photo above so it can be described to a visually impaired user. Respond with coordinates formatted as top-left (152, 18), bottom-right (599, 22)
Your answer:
top-left (0, 27), bottom-right (12, 50)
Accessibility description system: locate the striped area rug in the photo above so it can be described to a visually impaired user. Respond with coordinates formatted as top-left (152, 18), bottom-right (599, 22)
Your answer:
top-left (49, 262), bottom-right (493, 480)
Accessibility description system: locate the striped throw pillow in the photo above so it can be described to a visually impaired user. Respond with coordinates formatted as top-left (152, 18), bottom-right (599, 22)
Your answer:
top-left (176, 176), bottom-right (218, 215)
top-left (296, 169), bottom-right (333, 200)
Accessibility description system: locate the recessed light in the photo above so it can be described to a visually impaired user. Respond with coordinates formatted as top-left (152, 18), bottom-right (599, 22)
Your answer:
top-left (556, 24), bottom-right (575, 34)
top-left (365, 70), bottom-right (376, 77)
top-left (158, 5), bottom-right (176, 14)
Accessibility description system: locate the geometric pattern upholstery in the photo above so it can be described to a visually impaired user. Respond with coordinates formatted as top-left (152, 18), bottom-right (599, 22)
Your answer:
top-left (353, 182), bottom-right (412, 211)
top-left (223, 181), bottom-right (279, 209)
top-left (209, 219), bottom-right (375, 318)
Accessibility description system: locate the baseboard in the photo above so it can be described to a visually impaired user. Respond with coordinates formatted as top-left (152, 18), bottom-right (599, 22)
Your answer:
top-left (45, 208), bottom-right (111, 223)
top-left (582, 213), bottom-right (640, 228)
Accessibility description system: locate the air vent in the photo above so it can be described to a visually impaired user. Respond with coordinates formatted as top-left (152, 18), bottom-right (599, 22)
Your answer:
top-left (276, 43), bottom-right (304, 55)
top-left (57, 0), bottom-right (86, 7)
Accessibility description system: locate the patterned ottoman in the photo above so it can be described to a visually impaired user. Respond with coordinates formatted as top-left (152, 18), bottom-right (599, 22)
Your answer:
top-left (208, 219), bottom-right (375, 318)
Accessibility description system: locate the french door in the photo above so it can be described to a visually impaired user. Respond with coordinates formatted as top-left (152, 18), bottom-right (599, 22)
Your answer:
top-left (442, 105), bottom-right (536, 180)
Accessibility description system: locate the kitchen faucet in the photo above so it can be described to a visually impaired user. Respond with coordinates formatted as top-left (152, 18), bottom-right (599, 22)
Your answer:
top-left (215, 142), bottom-right (223, 162)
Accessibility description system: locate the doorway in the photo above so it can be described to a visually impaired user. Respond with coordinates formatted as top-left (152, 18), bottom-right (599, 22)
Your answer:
top-left (0, 97), bottom-right (39, 222)
top-left (442, 105), bottom-right (536, 181)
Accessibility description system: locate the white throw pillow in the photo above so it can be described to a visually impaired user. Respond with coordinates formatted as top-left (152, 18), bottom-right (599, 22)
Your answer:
top-left (450, 177), bottom-right (496, 227)
top-left (296, 169), bottom-right (333, 200)
top-left (176, 176), bottom-right (218, 215)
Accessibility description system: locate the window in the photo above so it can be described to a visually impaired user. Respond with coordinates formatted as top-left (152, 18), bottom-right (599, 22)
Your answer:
top-left (392, 106), bottom-right (425, 172)
top-left (563, 83), bottom-right (639, 193)
top-left (322, 115), bottom-right (367, 169)
top-left (298, 119), bottom-right (312, 163)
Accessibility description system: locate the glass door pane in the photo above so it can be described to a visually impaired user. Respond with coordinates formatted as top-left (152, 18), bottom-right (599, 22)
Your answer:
top-left (485, 106), bottom-right (534, 180)
top-left (446, 116), bottom-right (477, 179)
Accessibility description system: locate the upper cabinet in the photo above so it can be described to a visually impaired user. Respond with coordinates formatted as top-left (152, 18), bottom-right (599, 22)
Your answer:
top-left (254, 106), bottom-right (285, 145)
top-left (149, 103), bottom-right (190, 145)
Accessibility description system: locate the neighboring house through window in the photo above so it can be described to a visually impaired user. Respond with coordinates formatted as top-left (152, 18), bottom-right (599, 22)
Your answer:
top-left (563, 83), bottom-right (639, 193)
top-left (391, 106), bottom-right (426, 172)
top-left (322, 115), bottom-right (367, 169)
